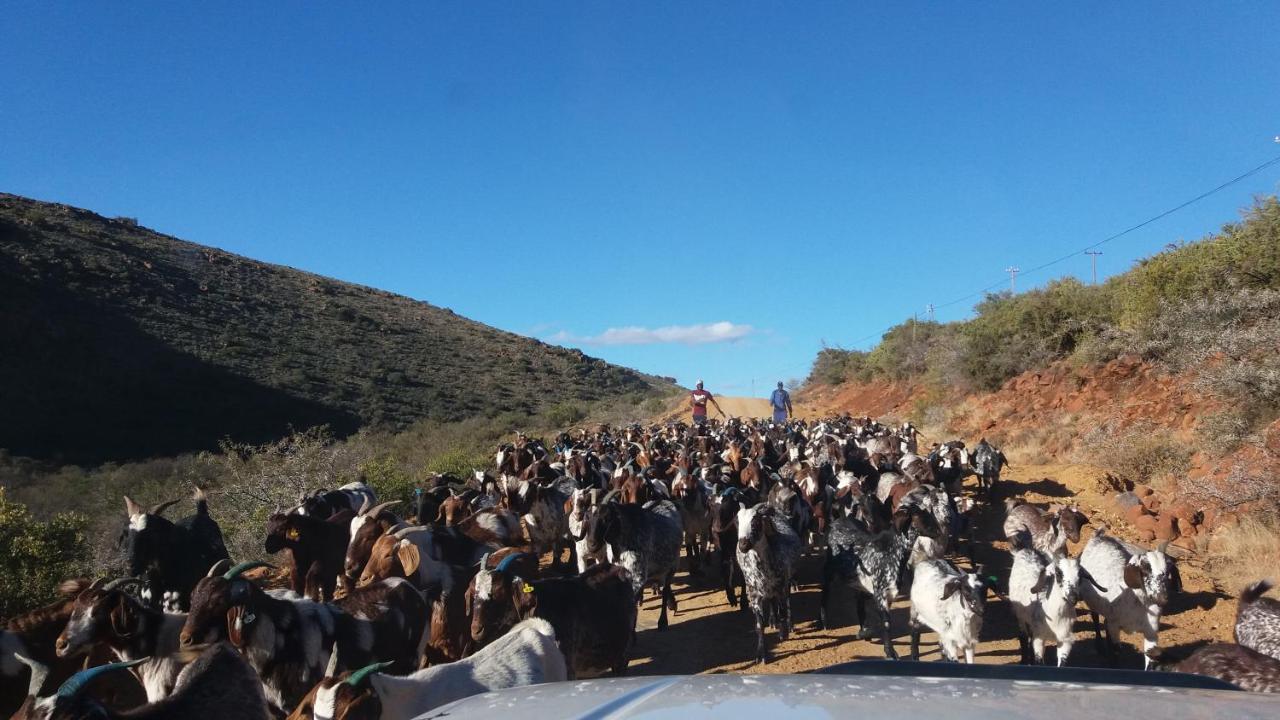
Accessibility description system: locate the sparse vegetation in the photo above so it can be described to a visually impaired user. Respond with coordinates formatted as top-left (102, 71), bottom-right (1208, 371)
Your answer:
top-left (1204, 516), bottom-right (1280, 596)
top-left (0, 381), bottom-right (669, 616)
top-left (1075, 421), bottom-right (1191, 491)
top-left (0, 193), bottom-right (675, 465)
top-left (806, 197), bottom-right (1280, 442)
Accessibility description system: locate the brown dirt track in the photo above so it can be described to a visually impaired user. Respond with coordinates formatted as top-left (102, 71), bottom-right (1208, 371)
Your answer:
top-left (622, 456), bottom-right (1236, 676)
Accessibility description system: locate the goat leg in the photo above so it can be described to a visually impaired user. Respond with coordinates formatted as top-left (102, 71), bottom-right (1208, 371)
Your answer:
top-left (909, 619), bottom-right (921, 662)
top-left (754, 607), bottom-right (769, 664)
top-left (722, 553), bottom-right (737, 606)
top-left (879, 601), bottom-right (898, 660)
top-left (1090, 611), bottom-right (1106, 653)
top-left (853, 594), bottom-right (874, 640)
top-left (778, 587), bottom-right (792, 641)
top-left (817, 558), bottom-right (835, 631)
top-left (1017, 631), bottom-right (1032, 665)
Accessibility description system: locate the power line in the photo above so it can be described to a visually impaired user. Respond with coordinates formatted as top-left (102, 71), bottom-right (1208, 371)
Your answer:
top-left (844, 152), bottom-right (1280, 349)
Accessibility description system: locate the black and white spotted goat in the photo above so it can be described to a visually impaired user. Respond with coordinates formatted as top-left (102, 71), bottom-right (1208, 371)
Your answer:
top-left (735, 504), bottom-right (802, 664)
top-left (1235, 579), bottom-right (1280, 661)
top-left (584, 496), bottom-right (684, 629)
top-left (818, 504), bottom-right (940, 659)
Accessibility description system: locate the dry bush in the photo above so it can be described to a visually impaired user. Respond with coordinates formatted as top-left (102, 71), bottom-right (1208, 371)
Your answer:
top-left (1075, 421), bottom-right (1190, 489)
top-left (1204, 516), bottom-right (1280, 595)
top-left (211, 427), bottom-right (372, 562)
top-left (1176, 459), bottom-right (1280, 520)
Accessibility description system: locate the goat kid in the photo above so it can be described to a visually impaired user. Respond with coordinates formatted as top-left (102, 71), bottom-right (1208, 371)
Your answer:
top-left (908, 559), bottom-right (988, 664)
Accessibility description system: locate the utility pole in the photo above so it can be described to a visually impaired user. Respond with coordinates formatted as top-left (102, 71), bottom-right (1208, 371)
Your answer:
top-left (926, 303), bottom-right (935, 322)
top-left (912, 312), bottom-right (917, 343)
top-left (1085, 250), bottom-right (1103, 285)
top-left (1005, 266), bottom-right (1020, 294)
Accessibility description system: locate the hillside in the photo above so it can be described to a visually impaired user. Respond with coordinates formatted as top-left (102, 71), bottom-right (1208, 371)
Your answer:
top-left (0, 193), bottom-right (673, 464)
top-left (797, 197), bottom-right (1280, 592)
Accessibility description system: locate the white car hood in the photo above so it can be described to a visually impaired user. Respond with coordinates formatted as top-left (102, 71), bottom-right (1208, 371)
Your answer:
top-left (418, 672), bottom-right (1280, 719)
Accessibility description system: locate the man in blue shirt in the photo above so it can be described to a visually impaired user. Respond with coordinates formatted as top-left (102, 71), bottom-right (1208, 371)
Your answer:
top-left (769, 381), bottom-right (793, 423)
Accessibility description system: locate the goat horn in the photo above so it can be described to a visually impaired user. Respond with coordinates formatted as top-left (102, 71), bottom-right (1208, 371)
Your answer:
top-left (324, 647), bottom-right (341, 678)
top-left (1156, 540), bottom-right (1170, 554)
top-left (601, 489), bottom-right (621, 504)
top-left (357, 495), bottom-right (372, 516)
top-left (223, 561), bottom-right (273, 581)
top-left (364, 500), bottom-right (401, 518)
top-left (391, 525), bottom-right (426, 539)
top-left (494, 552), bottom-right (530, 574)
top-left (123, 496), bottom-right (144, 517)
top-left (346, 661), bottom-right (394, 687)
top-left (13, 653), bottom-right (49, 698)
top-left (56, 658), bottom-right (149, 700)
top-left (207, 559), bottom-right (233, 578)
top-left (149, 499), bottom-right (180, 517)
top-left (102, 577), bottom-right (141, 593)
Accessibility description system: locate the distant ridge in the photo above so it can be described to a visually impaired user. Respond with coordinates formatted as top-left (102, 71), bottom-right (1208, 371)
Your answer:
top-left (0, 193), bottom-right (673, 464)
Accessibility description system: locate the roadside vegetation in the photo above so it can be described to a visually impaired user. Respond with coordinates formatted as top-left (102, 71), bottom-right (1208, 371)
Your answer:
top-left (0, 389), bottom-right (680, 618)
top-left (809, 196), bottom-right (1280, 444)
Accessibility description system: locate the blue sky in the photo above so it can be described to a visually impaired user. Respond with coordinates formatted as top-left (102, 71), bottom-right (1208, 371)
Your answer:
top-left (4, 3), bottom-right (1279, 395)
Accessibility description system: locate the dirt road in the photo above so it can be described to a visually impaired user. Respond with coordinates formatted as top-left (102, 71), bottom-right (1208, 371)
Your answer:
top-left (626, 460), bottom-right (1234, 675)
top-left (663, 395), bottom-right (777, 423)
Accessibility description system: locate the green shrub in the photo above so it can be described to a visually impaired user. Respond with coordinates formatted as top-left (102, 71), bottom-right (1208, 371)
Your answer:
top-left (545, 402), bottom-right (586, 428)
top-left (359, 455), bottom-right (416, 507)
top-left (426, 448), bottom-right (490, 479)
top-left (868, 320), bottom-right (949, 381)
top-left (959, 278), bottom-right (1115, 391)
top-left (803, 197), bottom-right (1280, 400)
top-left (0, 488), bottom-right (90, 618)
top-left (1116, 197), bottom-right (1280, 326)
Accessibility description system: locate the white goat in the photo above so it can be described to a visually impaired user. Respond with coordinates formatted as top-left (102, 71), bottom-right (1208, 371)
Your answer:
top-left (1078, 530), bottom-right (1181, 669)
top-left (300, 618), bottom-right (567, 720)
top-left (1008, 534), bottom-right (1108, 666)
top-left (908, 559), bottom-right (987, 663)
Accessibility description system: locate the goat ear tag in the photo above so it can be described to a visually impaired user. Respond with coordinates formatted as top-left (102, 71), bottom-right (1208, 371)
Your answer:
top-left (521, 583), bottom-right (534, 593)
top-left (286, 528), bottom-right (300, 540)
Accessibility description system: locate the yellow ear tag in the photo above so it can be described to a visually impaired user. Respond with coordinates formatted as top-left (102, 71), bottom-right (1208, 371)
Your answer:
top-left (286, 528), bottom-right (300, 540)
top-left (521, 583), bottom-right (534, 593)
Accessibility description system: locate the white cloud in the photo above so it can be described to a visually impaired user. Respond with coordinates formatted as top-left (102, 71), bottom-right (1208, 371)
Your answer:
top-left (549, 321), bottom-right (755, 346)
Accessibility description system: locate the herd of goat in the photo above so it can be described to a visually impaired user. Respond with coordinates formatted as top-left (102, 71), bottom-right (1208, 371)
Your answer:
top-left (3, 414), bottom-right (1280, 719)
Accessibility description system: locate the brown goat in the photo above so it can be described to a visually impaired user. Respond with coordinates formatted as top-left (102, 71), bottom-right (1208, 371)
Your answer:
top-left (2, 580), bottom-right (146, 718)
top-left (342, 501), bottom-right (403, 586)
top-left (264, 510), bottom-right (352, 602)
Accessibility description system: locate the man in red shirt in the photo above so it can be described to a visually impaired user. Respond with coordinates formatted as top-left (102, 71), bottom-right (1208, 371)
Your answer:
top-left (688, 379), bottom-right (725, 425)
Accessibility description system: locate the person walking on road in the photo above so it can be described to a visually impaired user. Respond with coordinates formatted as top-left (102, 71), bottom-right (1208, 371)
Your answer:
top-left (689, 379), bottom-right (725, 425)
top-left (770, 381), bottom-right (793, 423)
